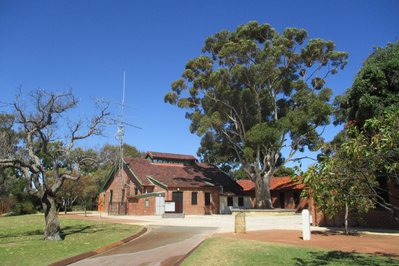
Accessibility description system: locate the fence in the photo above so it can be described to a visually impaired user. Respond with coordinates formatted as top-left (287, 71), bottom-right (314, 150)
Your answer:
top-left (108, 202), bottom-right (127, 215)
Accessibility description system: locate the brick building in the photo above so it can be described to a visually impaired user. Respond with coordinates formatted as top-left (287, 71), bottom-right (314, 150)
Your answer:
top-left (237, 177), bottom-right (308, 211)
top-left (99, 151), bottom-right (245, 215)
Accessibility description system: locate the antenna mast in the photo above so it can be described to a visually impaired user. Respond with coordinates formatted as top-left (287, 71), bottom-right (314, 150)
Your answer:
top-left (116, 72), bottom-right (126, 178)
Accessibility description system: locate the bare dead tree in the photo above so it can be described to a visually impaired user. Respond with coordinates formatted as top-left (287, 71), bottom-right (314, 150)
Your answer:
top-left (0, 89), bottom-right (109, 240)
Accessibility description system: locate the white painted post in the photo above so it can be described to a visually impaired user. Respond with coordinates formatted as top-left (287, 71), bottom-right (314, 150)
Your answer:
top-left (302, 209), bottom-right (311, 240)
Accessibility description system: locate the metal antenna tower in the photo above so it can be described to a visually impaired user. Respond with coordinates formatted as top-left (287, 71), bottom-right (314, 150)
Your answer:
top-left (115, 72), bottom-right (142, 190)
top-left (116, 72), bottom-right (126, 176)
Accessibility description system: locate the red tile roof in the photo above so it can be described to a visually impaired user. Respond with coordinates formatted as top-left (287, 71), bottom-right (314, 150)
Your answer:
top-left (237, 176), bottom-right (304, 191)
top-left (236, 179), bottom-right (255, 191)
top-left (123, 158), bottom-right (242, 194)
top-left (146, 151), bottom-right (197, 161)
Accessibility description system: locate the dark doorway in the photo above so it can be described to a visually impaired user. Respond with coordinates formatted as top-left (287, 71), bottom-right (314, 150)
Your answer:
top-left (172, 191), bottom-right (184, 213)
top-left (279, 192), bottom-right (285, 209)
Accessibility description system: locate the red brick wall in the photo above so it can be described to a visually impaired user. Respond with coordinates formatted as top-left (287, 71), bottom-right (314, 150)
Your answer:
top-left (244, 189), bottom-right (307, 211)
top-left (167, 188), bottom-right (220, 215)
top-left (271, 190), bottom-right (307, 210)
top-left (101, 168), bottom-right (128, 214)
top-left (127, 197), bottom-right (156, 215)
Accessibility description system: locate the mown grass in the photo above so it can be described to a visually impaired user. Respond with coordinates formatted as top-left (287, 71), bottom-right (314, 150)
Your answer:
top-left (0, 214), bottom-right (142, 266)
top-left (182, 237), bottom-right (399, 266)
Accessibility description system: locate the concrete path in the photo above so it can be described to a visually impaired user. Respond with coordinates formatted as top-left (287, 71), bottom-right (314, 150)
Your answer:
top-left (71, 225), bottom-right (215, 266)
top-left (68, 213), bottom-right (305, 266)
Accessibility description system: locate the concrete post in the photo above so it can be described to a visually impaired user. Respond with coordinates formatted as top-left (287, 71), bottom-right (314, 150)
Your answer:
top-left (235, 212), bottom-right (246, 234)
top-left (302, 209), bottom-right (311, 240)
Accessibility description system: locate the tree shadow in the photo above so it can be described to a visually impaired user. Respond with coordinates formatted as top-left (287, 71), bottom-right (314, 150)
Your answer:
top-left (294, 250), bottom-right (398, 266)
top-left (61, 225), bottom-right (107, 239)
top-left (312, 230), bottom-right (360, 236)
top-left (0, 229), bottom-right (43, 239)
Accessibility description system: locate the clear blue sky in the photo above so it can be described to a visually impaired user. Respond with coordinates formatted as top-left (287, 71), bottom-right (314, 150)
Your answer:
top-left (1, 0), bottom-right (398, 169)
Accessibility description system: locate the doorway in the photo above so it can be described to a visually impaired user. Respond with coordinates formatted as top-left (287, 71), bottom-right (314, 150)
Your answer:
top-left (172, 191), bottom-right (183, 213)
top-left (279, 192), bottom-right (285, 209)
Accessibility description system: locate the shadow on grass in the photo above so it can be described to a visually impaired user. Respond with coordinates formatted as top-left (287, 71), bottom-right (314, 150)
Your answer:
top-left (0, 229), bottom-right (43, 239)
top-left (294, 250), bottom-right (398, 266)
top-left (61, 225), bottom-right (108, 239)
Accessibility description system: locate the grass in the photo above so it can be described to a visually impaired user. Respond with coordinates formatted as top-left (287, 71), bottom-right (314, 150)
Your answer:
top-left (182, 237), bottom-right (399, 266)
top-left (0, 214), bottom-right (142, 266)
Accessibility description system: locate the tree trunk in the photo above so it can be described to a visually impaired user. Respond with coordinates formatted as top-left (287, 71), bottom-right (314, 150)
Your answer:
top-left (63, 198), bottom-right (67, 215)
top-left (344, 202), bottom-right (349, 235)
top-left (254, 174), bottom-right (273, 209)
top-left (42, 192), bottom-right (62, 241)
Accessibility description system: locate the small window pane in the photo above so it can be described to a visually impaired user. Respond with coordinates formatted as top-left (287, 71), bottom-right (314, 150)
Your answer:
top-left (205, 192), bottom-right (211, 206)
top-left (227, 197), bottom-right (233, 207)
top-left (238, 197), bottom-right (244, 207)
top-left (192, 192), bottom-right (198, 205)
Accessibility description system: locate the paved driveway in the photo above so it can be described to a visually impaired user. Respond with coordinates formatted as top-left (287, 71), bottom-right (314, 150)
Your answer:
top-left (70, 213), bottom-right (304, 265)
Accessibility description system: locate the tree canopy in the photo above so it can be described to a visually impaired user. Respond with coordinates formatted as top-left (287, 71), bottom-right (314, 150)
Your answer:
top-left (335, 41), bottom-right (399, 127)
top-left (304, 42), bottom-right (399, 229)
top-left (165, 21), bottom-right (348, 208)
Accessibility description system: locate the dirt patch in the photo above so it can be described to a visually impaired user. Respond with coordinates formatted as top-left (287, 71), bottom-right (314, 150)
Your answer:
top-left (217, 230), bottom-right (399, 257)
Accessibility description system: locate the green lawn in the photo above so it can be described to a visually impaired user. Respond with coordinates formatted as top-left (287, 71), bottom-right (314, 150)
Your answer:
top-left (182, 237), bottom-right (399, 266)
top-left (0, 214), bottom-right (142, 266)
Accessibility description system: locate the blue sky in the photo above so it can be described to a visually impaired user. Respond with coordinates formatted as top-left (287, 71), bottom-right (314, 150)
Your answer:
top-left (1, 0), bottom-right (398, 170)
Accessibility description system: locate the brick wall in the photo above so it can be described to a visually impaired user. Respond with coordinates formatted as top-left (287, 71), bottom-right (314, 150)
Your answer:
top-left (127, 196), bottom-right (156, 215)
top-left (271, 190), bottom-right (306, 210)
top-left (102, 168), bottom-right (131, 214)
top-left (168, 188), bottom-right (220, 215)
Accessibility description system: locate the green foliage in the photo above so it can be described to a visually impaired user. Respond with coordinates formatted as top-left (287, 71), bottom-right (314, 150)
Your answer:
top-left (78, 175), bottom-right (98, 213)
top-left (335, 41), bottom-right (399, 127)
top-left (166, 21), bottom-right (347, 207)
top-left (274, 166), bottom-right (296, 177)
top-left (0, 114), bottom-right (18, 159)
top-left (323, 42), bottom-right (399, 222)
top-left (304, 109), bottom-right (399, 227)
top-left (11, 179), bottom-right (38, 215)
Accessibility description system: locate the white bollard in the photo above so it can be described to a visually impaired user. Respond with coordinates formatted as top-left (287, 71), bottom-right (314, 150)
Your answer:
top-left (302, 209), bottom-right (311, 240)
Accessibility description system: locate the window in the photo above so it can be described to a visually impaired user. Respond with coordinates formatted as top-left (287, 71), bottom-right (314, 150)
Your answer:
top-left (205, 192), bottom-right (211, 206)
top-left (121, 189), bottom-right (125, 203)
top-left (238, 197), bottom-right (244, 207)
top-left (109, 190), bottom-right (113, 203)
top-left (279, 192), bottom-right (285, 209)
top-left (134, 188), bottom-right (138, 195)
top-left (227, 197), bottom-right (233, 207)
top-left (293, 192), bottom-right (300, 206)
top-left (145, 199), bottom-right (150, 208)
top-left (191, 192), bottom-right (198, 205)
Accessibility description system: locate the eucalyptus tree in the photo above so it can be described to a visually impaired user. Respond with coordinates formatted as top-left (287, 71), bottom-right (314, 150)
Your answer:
top-left (165, 21), bottom-right (347, 208)
top-left (0, 90), bottom-right (109, 240)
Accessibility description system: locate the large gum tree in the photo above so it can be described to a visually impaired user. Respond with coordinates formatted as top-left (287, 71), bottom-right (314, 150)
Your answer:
top-left (0, 90), bottom-right (109, 240)
top-left (165, 21), bottom-right (348, 208)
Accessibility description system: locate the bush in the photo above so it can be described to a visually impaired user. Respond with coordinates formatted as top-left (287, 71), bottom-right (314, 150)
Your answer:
top-left (12, 200), bottom-right (36, 215)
